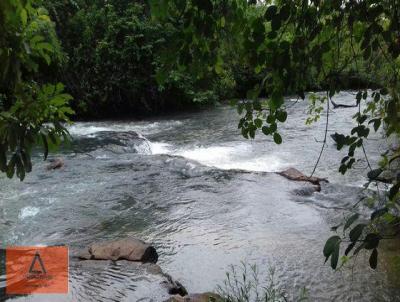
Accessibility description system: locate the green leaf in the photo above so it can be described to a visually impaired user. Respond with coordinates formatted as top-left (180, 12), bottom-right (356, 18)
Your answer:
top-left (265, 5), bottom-right (277, 21)
top-left (20, 8), bottom-right (28, 26)
top-left (364, 233), bottom-right (380, 250)
top-left (273, 132), bottom-right (282, 144)
top-left (369, 249), bottom-right (378, 269)
top-left (344, 213), bottom-right (359, 231)
top-left (331, 242), bottom-right (340, 269)
top-left (349, 224), bottom-right (366, 242)
top-left (371, 208), bottom-right (388, 220)
top-left (15, 153), bottom-right (25, 181)
top-left (367, 168), bottom-right (383, 180)
top-left (271, 16), bottom-right (281, 31)
top-left (270, 91), bottom-right (284, 110)
top-left (279, 4), bottom-right (291, 21)
top-left (389, 182), bottom-right (400, 200)
top-left (41, 134), bottom-right (49, 160)
top-left (345, 242), bottom-right (356, 256)
top-left (262, 126), bottom-right (271, 135)
top-left (276, 111), bottom-right (287, 122)
top-left (6, 153), bottom-right (17, 179)
top-left (323, 235), bottom-right (341, 259)
top-left (21, 150), bottom-right (32, 173)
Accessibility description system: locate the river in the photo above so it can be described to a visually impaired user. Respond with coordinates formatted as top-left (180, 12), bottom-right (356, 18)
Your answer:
top-left (0, 92), bottom-right (398, 301)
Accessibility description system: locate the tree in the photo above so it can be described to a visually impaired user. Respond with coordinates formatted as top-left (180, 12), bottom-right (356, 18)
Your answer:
top-left (150, 0), bottom-right (400, 270)
top-left (0, 0), bottom-right (73, 180)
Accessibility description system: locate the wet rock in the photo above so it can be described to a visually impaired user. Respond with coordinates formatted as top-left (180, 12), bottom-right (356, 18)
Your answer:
top-left (74, 131), bottom-right (152, 155)
top-left (277, 167), bottom-right (328, 191)
top-left (78, 238), bottom-right (158, 263)
top-left (162, 273), bottom-right (188, 296)
top-left (165, 293), bottom-right (222, 302)
top-left (46, 158), bottom-right (64, 170)
top-left (292, 185), bottom-right (319, 196)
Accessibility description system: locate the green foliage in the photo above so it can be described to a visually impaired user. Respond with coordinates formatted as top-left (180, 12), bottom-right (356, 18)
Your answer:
top-left (0, 0), bottom-right (73, 180)
top-left (42, 0), bottom-right (235, 118)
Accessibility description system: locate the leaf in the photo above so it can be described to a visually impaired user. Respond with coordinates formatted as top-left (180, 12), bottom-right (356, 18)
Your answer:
top-left (323, 235), bottom-right (341, 259)
top-left (345, 242), bottom-right (356, 256)
top-left (15, 153), bottom-right (25, 181)
top-left (276, 111), bottom-right (287, 122)
top-left (331, 242), bottom-right (340, 269)
top-left (369, 249), bottom-right (378, 269)
top-left (389, 182), bottom-right (400, 200)
top-left (367, 168), bottom-right (383, 180)
top-left (270, 91), bottom-right (284, 110)
top-left (271, 16), bottom-right (281, 31)
top-left (364, 233), bottom-right (380, 250)
top-left (20, 9), bottom-right (28, 26)
top-left (273, 132), bottom-right (282, 144)
top-left (371, 208), bottom-right (388, 220)
top-left (6, 153), bottom-right (17, 179)
top-left (0, 148), bottom-right (6, 172)
top-left (349, 224), bottom-right (366, 242)
top-left (344, 213), bottom-right (359, 231)
top-left (21, 150), bottom-right (32, 173)
top-left (41, 134), bottom-right (49, 160)
top-left (279, 4), bottom-right (291, 21)
top-left (265, 5), bottom-right (277, 21)
top-left (262, 126), bottom-right (271, 135)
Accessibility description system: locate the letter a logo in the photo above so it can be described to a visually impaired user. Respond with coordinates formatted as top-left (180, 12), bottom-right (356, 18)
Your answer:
top-left (29, 251), bottom-right (47, 274)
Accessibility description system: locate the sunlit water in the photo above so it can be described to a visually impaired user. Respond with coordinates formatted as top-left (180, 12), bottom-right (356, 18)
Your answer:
top-left (0, 92), bottom-right (398, 301)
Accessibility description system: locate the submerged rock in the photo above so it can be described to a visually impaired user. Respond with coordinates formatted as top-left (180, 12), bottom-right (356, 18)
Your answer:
top-left (73, 130), bottom-right (152, 155)
top-left (77, 238), bottom-right (158, 263)
top-left (46, 158), bottom-right (64, 170)
top-left (165, 293), bottom-right (223, 302)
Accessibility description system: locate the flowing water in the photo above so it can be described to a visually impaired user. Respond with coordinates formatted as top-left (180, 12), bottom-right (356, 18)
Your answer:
top-left (0, 92), bottom-right (399, 301)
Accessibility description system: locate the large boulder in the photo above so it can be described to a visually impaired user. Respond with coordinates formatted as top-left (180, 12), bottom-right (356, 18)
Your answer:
top-left (165, 293), bottom-right (223, 302)
top-left (78, 238), bottom-right (158, 263)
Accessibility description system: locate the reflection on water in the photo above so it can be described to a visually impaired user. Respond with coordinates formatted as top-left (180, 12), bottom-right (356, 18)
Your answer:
top-left (0, 92), bottom-right (398, 301)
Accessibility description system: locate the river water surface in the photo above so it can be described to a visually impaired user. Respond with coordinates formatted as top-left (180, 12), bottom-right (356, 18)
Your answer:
top-left (0, 92), bottom-right (398, 301)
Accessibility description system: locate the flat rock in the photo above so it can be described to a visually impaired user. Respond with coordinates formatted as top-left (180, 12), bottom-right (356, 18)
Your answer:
top-left (277, 167), bottom-right (328, 192)
top-left (77, 238), bottom-right (158, 263)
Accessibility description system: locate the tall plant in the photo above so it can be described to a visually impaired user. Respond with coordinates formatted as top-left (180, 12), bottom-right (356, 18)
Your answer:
top-left (0, 0), bottom-right (73, 180)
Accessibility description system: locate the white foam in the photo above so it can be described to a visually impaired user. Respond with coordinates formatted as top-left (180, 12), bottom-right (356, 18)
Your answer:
top-left (67, 121), bottom-right (183, 137)
top-left (19, 206), bottom-right (40, 219)
top-left (176, 144), bottom-right (286, 172)
top-left (150, 142), bottom-right (172, 154)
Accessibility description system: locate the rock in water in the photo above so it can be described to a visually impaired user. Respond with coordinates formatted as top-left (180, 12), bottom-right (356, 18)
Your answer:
top-left (162, 273), bottom-right (188, 296)
top-left (165, 293), bottom-right (222, 302)
top-left (78, 238), bottom-right (158, 263)
top-left (277, 167), bottom-right (328, 191)
top-left (46, 158), bottom-right (64, 170)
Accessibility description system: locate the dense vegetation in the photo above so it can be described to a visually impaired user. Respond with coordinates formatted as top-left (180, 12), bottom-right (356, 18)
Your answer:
top-left (43, 0), bottom-right (240, 118)
top-left (1, 0), bottom-right (400, 277)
